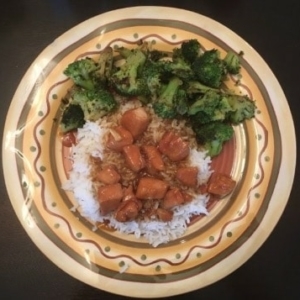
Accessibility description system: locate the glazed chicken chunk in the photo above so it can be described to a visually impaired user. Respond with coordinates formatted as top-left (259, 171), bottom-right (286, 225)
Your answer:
top-left (120, 107), bottom-right (150, 139)
top-left (97, 183), bottom-right (123, 215)
top-left (158, 130), bottom-right (190, 162)
top-left (136, 177), bottom-right (169, 200)
top-left (106, 126), bottom-right (133, 152)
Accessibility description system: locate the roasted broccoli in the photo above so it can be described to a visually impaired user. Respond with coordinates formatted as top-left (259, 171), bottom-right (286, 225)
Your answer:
top-left (110, 48), bottom-right (148, 96)
top-left (60, 39), bottom-right (257, 159)
top-left (60, 103), bottom-right (85, 133)
top-left (152, 76), bottom-right (183, 119)
top-left (188, 90), bottom-right (256, 125)
top-left (63, 57), bottom-right (99, 90)
top-left (70, 88), bottom-right (118, 121)
top-left (114, 46), bottom-right (133, 59)
top-left (188, 90), bottom-right (233, 124)
top-left (175, 89), bottom-right (189, 116)
top-left (223, 51), bottom-right (241, 75)
top-left (187, 88), bottom-right (255, 156)
top-left (140, 60), bottom-right (164, 101)
top-left (226, 94), bottom-right (256, 124)
top-left (180, 39), bottom-right (202, 63)
top-left (148, 49), bottom-right (168, 62)
top-left (193, 121), bottom-right (234, 157)
top-left (93, 47), bottom-right (114, 87)
top-left (192, 49), bottom-right (226, 88)
top-left (187, 80), bottom-right (220, 96)
top-left (162, 50), bottom-right (194, 81)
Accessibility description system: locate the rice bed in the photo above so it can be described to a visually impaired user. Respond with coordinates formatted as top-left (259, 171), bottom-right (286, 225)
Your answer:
top-left (63, 113), bottom-right (212, 247)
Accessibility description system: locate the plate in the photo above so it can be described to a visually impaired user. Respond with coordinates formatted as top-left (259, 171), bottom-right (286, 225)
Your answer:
top-left (2, 6), bottom-right (296, 298)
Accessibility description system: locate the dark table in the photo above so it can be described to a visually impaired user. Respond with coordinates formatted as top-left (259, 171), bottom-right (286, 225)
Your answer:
top-left (1, 1), bottom-right (299, 299)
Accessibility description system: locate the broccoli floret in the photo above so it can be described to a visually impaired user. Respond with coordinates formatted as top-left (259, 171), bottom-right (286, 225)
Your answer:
top-left (110, 48), bottom-right (148, 96)
top-left (175, 89), bottom-right (189, 116)
top-left (130, 40), bottom-right (167, 62)
top-left (226, 94), bottom-right (256, 124)
top-left (70, 88), bottom-right (118, 121)
top-left (139, 60), bottom-right (164, 101)
top-left (164, 53), bottom-right (194, 81)
top-left (193, 121), bottom-right (234, 157)
top-left (60, 104), bottom-right (85, 133)
top-left (93, 47), bottom-right (114, 87)
top-left (181, 39), bottom-right (201, 63)
top-left (161, 58), bottom-right (193, 81)
top-left (188, 90), bottom-right (233, 124)
top-left (148, 49), bottom-right (168, 62)
top-left (156, 47), bottom-right (194, 81)
top-left (63, 57), bottom-right (99, 90)
top-left (114, 46), bottom-right (133, 59)
top-left (192, 49), bottom-right (226, 88)
top-left (187, 80), bottom-right (220, 96)
top-left (223, 51), bottom-right (241, 75)
top-left (152, 76), bottom-right (183, 119)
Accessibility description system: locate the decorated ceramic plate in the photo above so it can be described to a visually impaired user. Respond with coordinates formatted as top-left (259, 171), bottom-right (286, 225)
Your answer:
top-left (2, 6), bottom-right (296, 298)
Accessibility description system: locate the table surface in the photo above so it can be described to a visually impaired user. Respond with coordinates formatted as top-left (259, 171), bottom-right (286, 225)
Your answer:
top-left (1, 1), bottom-right (299, 299)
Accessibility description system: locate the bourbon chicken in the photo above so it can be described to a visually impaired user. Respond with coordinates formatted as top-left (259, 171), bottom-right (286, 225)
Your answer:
top-left (106, 125), bottom-right (134, 152)
top-left (141, 145), bottom-right (165, 175)
top-left (96, 165), bottom-right (121, 185)
top-left (122, 144), bottom-right (145, 172)
top-left (176, 166), bottom-right (199, 188)
top-left (120, 107), bottom-right (151, 139)
top-left (95, 106), bottom-right (236, 222)
top-left (158, 131), bottom-right (190, 162)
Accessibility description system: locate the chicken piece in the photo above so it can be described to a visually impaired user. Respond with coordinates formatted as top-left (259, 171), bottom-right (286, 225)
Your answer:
top-left (142, 145), bottom-right (165, 172)
top-left (207, 173), bottom-right (236, 197)
top-left (106, 126), bottom-right (133, 152)
top-left (156, 208), bottom-right (173, 222)
top-left (176, 166), bottom-right (199, 187)
top-left (97, 183), bottom-right (123, 215)
top-left (120, 107), bottom-right (150, 139)
top-left (122, 185), bottom-right (136, 202)
top-left (122, 144), bottom-right (145, 172)
top-left (161, 188), bottom-right (185, 210)
top-left (96, 165), bottom-right (121, 184)
top-left (136, 177), bottom-right (169, 200)
top-left (114, 199), bottom-right (142, 222)
top-left (158, 131), bottom-right (190, 162)
top-left (182, 191), bottom-right (194, 203)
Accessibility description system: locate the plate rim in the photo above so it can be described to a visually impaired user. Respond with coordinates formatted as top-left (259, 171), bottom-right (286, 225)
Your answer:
top-left (2, 6), bottom-right (296, 298)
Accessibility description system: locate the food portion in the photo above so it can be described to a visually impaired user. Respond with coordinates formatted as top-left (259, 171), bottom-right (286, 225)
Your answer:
top-left (60, 39), bottom-right (256, 157)
top-left (59, 39), bottom-right (256, 246)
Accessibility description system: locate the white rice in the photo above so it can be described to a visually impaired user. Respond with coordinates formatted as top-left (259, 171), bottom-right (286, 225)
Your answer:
top-left (63, 119), bottom-right (213, 247)
top-left (189, 148), bottom-right (213, 185)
